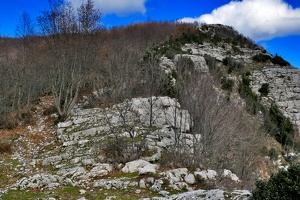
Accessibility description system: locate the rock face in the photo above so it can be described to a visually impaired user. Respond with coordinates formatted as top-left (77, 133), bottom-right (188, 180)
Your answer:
top-left (251, 66), bottom-right (300, 133)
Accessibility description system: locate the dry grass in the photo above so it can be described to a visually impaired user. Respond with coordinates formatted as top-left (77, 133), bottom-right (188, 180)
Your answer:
top-left (0, 140), bottom-right (12, 154)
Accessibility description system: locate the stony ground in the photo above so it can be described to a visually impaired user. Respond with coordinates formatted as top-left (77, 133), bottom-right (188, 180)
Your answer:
top-left (0, 96), bottom-right (252, 200)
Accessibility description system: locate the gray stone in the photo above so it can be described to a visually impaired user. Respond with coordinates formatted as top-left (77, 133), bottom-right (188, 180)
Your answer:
top-left (194, 169), bottom-right (218, 180)
top-left (58, 121), bottom-right (73, 128)
top-left (139, 179), bottom-right (146, 188)
top-left (81, 159), bottom-right (95, 166)
top-left (149, 179), bottom-right (163, 192)
top-left (121, 159), bottom-right (158, 173)
top-left (42, 156), bottom-right (63, 166)
top-left (184, 173), bottom-right (196, 184)
top-left (138, 165), bottom-right (157, 175)
top-left (14, 174), bottom-right (60, 190)
top-left (159, 190), bottom-right (169, 197)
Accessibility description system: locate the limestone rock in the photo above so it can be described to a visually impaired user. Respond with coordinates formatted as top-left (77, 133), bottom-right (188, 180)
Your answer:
top-left (223, 169), bottom-right (240, 182)
top-left (88, 164), bottom-right (113, 177)
top-left (149, 179), bottom-right (164, 192)
top-left (14, 174), bottom-right (61, 190)
top-left (194, 169), bottom-right (218, 180)
top-left (138, 166), bottom-right (156, 175)
top-left (121, 159), bottom-right (158, 173)
top-left (184, 173), bottom-right (196, 185)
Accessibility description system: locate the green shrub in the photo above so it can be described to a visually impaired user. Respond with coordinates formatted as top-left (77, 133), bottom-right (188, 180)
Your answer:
top-left (175, 56), bottom-right (195, 81)
top-left (268, 104), bottom-right (295, 148)
top-left (221, 78), bottom-right (234, 92)
top-left (238, 74), bottom-right (262, 114)
top-left (252, 53), bottom-right (272, 63)
top-left (160, 73), bottom-right (178, 98)
top-left (232, 45), bottom-right (243, 54)
top-left (258, 83), bottom-right (269, 97)
top-left (222, 56), bottom-right (244, 74)
top-left (268, 148), bottom-right (279, 160)
top-left (271, 54), bottom-right (290, 66)
top-left (251, 164), bottom-right (300, 200)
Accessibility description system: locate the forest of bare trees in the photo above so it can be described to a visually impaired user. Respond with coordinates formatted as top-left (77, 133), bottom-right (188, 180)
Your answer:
top-left (0, 0), bottom-right (177, 127)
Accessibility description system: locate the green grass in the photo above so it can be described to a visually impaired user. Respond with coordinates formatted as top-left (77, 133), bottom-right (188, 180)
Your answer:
top-left (106, 171), bottom-right (139, 179)
top-left (0, 156), bottom-right (22, 188)
top-left (2, 186), bottom-right (79, 200)
top-left (1, 185), bottom-right (160, 200)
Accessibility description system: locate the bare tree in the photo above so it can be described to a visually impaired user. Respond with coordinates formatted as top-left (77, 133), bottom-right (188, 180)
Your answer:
top-left (78, 0), bottom-right (101, 34)
top-left (38, 0), bottom-right (101, 121)
top-left (15, 11), bottom-right (35, 39)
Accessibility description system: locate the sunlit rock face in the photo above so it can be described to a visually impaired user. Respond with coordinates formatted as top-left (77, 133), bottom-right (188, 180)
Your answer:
top-left (251, 66), bottom-right (300, 134)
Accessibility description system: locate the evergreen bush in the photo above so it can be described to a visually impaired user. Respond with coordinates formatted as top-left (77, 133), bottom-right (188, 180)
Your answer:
top-left (221, 78), bottom-right (234, 92)
top-left (271, 54), bottom-right (290, 66)
top-left (251, 164), bottom-right (300, 200)
top-left (258, 83), bottom-right (269, 97)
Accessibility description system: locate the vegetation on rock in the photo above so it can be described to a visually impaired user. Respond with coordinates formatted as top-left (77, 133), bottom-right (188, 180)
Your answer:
top-left (251, 164), bottom-right (300, 200)
top-left (0, 2), bottom-right (299, 198)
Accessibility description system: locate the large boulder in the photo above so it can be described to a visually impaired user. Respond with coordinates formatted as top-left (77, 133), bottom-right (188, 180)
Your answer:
top-left (121, 159), bottom-right (158, 173)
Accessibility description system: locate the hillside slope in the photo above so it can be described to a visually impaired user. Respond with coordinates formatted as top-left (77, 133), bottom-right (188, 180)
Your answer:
top-left (0, 23), bottom-right (299, 199)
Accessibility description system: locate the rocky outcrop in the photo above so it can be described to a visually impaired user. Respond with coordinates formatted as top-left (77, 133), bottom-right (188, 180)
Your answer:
top-left (9, 96), bottom-right (250, 199)
top-left (12, 97), bottom-right (193, 189)
top-left (251, 66), bottom-right (300, 133)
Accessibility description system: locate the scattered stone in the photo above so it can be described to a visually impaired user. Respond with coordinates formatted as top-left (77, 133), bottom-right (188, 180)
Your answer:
top-left (13, 174), bottom-right (61, 190)
top-left (184, 173), bottom-right (196, 185)
top-left (58, 121), bottom-right (72, 128)
top-left (149, 179), bottom-right (163, 192)
top-left (42, 156), bottom-right (63, 166)
top-left (159, 190), bottom-right (169, 197)
top-left (135, 189), bottom-right (141, 194)
top-left (139, 179), bottom-right (147, 188)
top-left (138, 165), bottom-right (157, 175)
top-left (194, 169), bottom-right (218, 180)
top-left (81, 158), bottom-right (95, 166)
top-left (160, 168), bottom-right (188, 184)
top-left (87, 164), bottom-right (113, 178)
top-left (223, 169), bottom-right (240, 182)
top-left (79, 189), bottom-right (86, 195)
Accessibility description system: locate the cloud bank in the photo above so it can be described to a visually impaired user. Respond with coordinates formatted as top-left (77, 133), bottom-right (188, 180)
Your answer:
top-left (181, 0), bottom-right (300, 41)
top-left (68, 0), bottom-right (147, 16)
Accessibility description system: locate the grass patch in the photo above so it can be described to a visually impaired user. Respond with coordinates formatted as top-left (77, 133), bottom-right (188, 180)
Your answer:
top-left (107, 171), bottom-right (139, 179)
top-left (2, 186), bottom-right (159, 200)
top-left (0, 156), bottom-right (21, 188)
top-left (2, 186), bottom-right (79, 200)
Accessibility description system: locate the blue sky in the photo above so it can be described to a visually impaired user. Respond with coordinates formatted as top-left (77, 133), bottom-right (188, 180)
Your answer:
top-left (0, 0), bottom-right (299, 68)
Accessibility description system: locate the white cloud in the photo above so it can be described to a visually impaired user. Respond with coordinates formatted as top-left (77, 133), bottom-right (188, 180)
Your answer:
top-left (181, 0), bottom-right (300, 41)
top-left (68, 0), bottom-right (147, 16)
